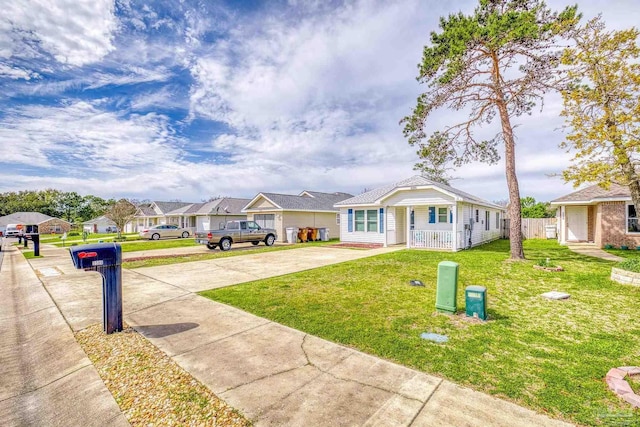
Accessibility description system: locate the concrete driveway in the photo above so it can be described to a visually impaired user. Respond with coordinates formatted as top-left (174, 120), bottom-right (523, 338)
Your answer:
top-left (24, 244), bottom-right (571, 427)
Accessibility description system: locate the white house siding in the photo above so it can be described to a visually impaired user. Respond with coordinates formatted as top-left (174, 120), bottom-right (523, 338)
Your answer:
top-left (383, 189), bottom-right (454, 207)
top-left (197, 215), bottom-right (245, 231)
top-left (386, 208), bottom-right (397, 245)
top-left (339, 207), bottom-right (386, 245)
top-left (247, 211), bottom-right (336, 242)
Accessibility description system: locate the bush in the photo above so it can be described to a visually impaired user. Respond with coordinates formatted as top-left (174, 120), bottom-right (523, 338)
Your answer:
top-left (113, 236), bottom-right (127, 242)
top-left (618, 258), bottom-right (640, 273)
top-left (68, 232), bottom-right (80, 236)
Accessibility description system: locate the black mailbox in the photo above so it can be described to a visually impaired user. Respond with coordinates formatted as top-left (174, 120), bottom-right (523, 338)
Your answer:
top-left (69, 243), bottom-right (123, 334)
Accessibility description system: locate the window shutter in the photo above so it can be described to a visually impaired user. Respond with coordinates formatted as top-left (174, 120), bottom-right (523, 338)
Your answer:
top-left (348, 209), bottom-right (353, 232)
top-left (450, 210), bottom-right (453, 223)
top-left (379, 208), bottom-right (384, 233)
top-left (429, 207), bottom-right (435, 223)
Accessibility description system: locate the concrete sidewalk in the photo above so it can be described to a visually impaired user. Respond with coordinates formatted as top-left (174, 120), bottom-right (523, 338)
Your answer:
top-left (25, 244), bottom-right (572, 426)
top-left (0, 244), bottom-right (129, 427)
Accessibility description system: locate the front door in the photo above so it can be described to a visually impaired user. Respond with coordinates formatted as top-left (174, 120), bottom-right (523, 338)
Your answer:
top-left (566, 206), bottom-right (588, 241)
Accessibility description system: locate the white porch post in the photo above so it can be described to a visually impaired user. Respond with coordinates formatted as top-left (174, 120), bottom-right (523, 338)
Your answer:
top-left (451, 203), bottom-right (458, 251)
top-left (383, 206), bottom-right (388, 248)
top-left (406, 206), bottom-right (412, 249)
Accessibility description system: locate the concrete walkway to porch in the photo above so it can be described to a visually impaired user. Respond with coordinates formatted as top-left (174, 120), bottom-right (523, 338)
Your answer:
top-left (566, 243), bottom-right (624, 262)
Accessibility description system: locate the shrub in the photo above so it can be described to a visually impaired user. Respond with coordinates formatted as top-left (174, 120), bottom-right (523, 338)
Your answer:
top-left (536, 258), bottom-right (557, 268)
top-left (113, 236), bottom-right (127, 242)
top-left (618, 258), bottom-right (640, 273)
top-left (68, 232), bottom-right (80, 236)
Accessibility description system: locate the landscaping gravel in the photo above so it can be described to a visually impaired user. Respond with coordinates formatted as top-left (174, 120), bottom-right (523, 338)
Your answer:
top-left (75, 324), bottom-right (250, 426)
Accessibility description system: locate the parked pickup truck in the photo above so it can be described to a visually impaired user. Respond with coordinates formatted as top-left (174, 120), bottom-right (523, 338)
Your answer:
top-left (194, 220), bottom-right (277, 251)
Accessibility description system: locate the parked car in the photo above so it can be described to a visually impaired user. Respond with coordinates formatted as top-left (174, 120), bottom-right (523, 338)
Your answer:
top-left (139, 225), bottom-right (190, 240)
top-left (194, 220), bottom-right (277, 251)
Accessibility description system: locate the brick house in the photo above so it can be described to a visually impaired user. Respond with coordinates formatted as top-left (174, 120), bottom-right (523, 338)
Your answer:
top-left (550, 183), bottom-right (640, 248)
top-left (0, 212), bottom-right (72, 235)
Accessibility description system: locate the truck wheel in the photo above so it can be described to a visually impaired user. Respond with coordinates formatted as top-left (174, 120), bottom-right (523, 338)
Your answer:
top-left (181, 231), bottom-right (189, 238)
top-left (251, 241), bottom-right (259, 246)
top-left (152, 233), bottom-right (160, 240)
top-left (265, 234), bottom-right (275, 246)
top-left (220, 238), bottom-right (232, 251)
top-left (206, 243), bottom-right (217, 250)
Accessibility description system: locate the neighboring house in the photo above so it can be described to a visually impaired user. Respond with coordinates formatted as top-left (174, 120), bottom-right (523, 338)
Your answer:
top-left (550, 183), bottom-right (638, 248)
top-left (0, 212), bottom-right (72, 235)
top-left (82, 215), bottom-right (118, 233)
top-left (243, 191), bottom-right (354, 242)
top-left (133, 198), bottom-right (249, 232)
top-left (133, 201), bottom-right (193, 232)
top-left (335, 176), bottom-right (505, 251)
top-left (169, 198), bottom-right (249, 231)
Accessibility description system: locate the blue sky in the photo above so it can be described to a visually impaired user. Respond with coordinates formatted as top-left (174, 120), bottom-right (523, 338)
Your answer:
top-left (1, 0), bottom-right (639, 203)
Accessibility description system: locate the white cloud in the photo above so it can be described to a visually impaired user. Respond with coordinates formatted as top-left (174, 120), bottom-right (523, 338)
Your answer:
top-left (0, 101), bottom-right (184, 173)
top-left (2, 0), bottom-right (117, 66)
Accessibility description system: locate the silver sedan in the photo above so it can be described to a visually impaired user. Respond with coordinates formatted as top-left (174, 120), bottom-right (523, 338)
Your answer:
top-left (139, 224), bottom-right (190, 240)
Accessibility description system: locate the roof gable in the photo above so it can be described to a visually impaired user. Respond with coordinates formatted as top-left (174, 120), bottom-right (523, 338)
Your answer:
top-left (0, 212), bottom-right (69, 226)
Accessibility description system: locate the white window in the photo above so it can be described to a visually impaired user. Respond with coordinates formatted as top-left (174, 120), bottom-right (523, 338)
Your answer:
top-left (438, 207), bottom-right (447, 223)
top-left (354, 209), bottom-right (378, 232)
top-left (495, 212), bottom-right (500, 229)
top-left (254, 214), bottom-right (274, 229)
top-left (627, 204), bottom-right (639, 233)
top-left (485, 211), bottom-right (490, 231)
top-left (367, 209), bottom-right (377, 232)
top-left (336, 213), bottom-right (340, 225)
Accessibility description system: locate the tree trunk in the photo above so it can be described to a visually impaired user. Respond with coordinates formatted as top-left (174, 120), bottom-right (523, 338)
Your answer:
top-left (492, 55), bottom-right (524, 260)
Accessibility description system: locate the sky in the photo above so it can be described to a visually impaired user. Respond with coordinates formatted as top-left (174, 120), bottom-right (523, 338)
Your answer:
top-left (1, 0), bottom-right (639, 204)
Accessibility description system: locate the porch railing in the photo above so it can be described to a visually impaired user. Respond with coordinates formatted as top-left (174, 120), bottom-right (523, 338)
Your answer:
top-left (411, 230), bottom-right (453, 250)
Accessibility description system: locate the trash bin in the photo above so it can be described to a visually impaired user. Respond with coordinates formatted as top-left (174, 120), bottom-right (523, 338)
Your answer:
top-left (319, 228), bottom-right (329, 241)
top-left (308, 227), bottom-right (319, 241)
top-left (286, 227), bottom-right (296, 243)
top-left (545, 225), bottom-right (557, 239)
top-left (298, 227), bottom-right (308, 243)
top-left (465, 285), bottom-right (487, 320)
top-left (435, 261), bottom-right (458, 314)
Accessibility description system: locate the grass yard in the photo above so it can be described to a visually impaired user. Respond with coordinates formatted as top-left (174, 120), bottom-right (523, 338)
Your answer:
top-left (201, 240), bottom-right (640, 426)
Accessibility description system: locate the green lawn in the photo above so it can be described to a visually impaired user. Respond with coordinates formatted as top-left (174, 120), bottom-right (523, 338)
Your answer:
top-left (201, 240), bottom-right (640, 426)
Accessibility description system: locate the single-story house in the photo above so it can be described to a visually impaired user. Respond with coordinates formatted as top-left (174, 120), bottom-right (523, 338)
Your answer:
top-left (133, 201), bottom-right (193, 232)
top-left (0, 212), bottom-right (72, 235)
top-left (550, 183), bottom-right (639, 248)
top-left (82, 215), bottom-right (118, 233)
top-left (168, 198), bottom-right (249, 231)
top-left (243, 191), bottom-right (354, 242)
top-left (334, 176), bottom-right (505, 251)
top-left (133, 198), bottom-right (249, 233)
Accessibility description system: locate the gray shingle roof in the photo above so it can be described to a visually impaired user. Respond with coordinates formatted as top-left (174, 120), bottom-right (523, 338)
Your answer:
top-left (251, 192), bottom-right (353, 212)
top-left (550, 183), bottom-right (631, 204)
top-left (0, 212), bottom-right (68, 226)
top-left (153, 201), bottom-right (193, 214)
top-left (136, 204), bottom-right (156, 216)
top-left (208, 198), bottom-right (251, 215)
top-left (334, 175), bottom-right (501, 209)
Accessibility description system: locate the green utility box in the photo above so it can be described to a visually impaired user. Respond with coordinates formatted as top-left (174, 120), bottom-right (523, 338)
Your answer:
top-left (436, 261), bottom-right (459, 314)
top-left (465, 285), bottom-right (487, 320)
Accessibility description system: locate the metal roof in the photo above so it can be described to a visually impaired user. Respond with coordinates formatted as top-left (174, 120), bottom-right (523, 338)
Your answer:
top-left (334, 175), bottom-right (502, 209)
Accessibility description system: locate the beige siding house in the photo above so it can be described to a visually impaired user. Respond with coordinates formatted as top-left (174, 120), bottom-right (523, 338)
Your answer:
top-left (243, 191), bottom-right (353, 242)
top-left (335, 176), bottom-right (504, 251)
top-left (550, 183), bottom-right (639, 248)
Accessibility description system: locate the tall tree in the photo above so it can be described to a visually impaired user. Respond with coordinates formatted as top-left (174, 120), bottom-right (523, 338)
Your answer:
top-left (560, 17), bottom-right (640, 210)
top-left (521, 196), bottom-right (554, 218)
top-left (402, 0), bottom-right (579, 259)
top-left (104, 199), bottom-right (137, 239)
top-left (413, 132), bottom-right (456, 185)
